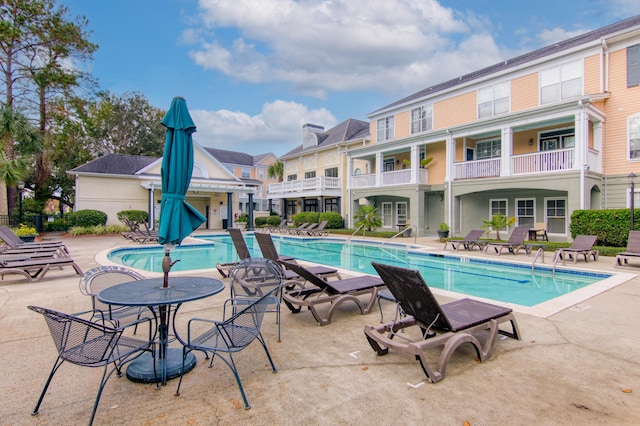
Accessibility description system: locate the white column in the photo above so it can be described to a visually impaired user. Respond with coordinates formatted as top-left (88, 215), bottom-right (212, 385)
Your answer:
top-left (375, 152), bottom-right (383, 187)
top-left (410, 144), bottom-right (420, 184)
top-left (501, 127), bottom-right (513, 176)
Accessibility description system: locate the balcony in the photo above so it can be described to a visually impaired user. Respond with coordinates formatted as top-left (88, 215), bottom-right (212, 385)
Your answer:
top-left (351, 168), bottom-right (428, 189)
top-left (453, 148), bottom-right (579, 180)
top-left (267, 176), bottom-right (340, 196)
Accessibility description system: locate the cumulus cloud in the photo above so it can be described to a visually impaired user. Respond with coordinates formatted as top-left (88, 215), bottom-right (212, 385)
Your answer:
top-left (187, 0), bottom-right (492, 97)
top-left (190, 100), bottom-right (337, 155)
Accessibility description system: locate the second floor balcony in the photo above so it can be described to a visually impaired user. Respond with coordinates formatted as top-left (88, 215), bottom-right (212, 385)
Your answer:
top-left (351, 168), bottom-right (429, 189)
top-left (268, 176), bottom-right (341, 197)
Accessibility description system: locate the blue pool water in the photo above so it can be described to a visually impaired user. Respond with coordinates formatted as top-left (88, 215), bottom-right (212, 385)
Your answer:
top-left (108, 234), bottom-right (611, 307)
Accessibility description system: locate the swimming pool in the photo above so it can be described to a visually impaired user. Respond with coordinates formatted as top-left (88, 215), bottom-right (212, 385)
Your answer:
top-left (106, 233), bottom-right (629, 316)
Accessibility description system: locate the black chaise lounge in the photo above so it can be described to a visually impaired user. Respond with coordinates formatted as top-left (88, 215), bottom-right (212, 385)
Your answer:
top-left (615, 230), bottom-right (640, 267)
top-left (442, 229), bottom-right (486, 251)
top-left (280, 260), bottom-right (385, 326)
top-left (364, 262), bottom-right (520, 383)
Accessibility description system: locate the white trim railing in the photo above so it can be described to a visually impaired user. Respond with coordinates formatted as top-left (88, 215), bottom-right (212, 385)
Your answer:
top-left (267, 176), bottom-right (340, 195)
top-left (511, 148), bottom-right (574, 175)
top-left (350, 169), bottom-right (428, 189)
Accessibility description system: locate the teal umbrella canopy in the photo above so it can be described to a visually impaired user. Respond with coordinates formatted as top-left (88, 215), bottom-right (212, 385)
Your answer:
top-left (158, 97), bottom-right (206, 246)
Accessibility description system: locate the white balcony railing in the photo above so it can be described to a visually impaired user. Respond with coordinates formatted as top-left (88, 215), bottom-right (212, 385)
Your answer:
top-left (511, 148), bottom-right (574, 174)
top-left (267, 176), bottom-right (340, 196)
top-left (350, 168), bottom-right (428, 189)
top-left (453, 158), bottom-right (501, 179)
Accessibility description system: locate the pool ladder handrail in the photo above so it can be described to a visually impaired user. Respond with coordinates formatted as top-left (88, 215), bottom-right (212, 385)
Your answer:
top-left (380, 224), bottom-right (417, 247)
top-left (346, 224), bottom-right (364, 243)
top-left (531, 247), bottom-right (545, 273)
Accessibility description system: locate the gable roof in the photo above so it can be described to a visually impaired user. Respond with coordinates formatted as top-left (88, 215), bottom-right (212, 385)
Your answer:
top-left (70, 154), bottom-right (158, 175)
top-left (204, 147), bottom-right (273, 166)
top-left (281, 118), bottom-right (370, 158)
top-left (371, 15), bottom-right (640, 115)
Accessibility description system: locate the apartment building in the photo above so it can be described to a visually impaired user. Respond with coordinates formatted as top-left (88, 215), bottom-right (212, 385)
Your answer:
top-left (347, 15), bottom-right (640, 240)
top-left (268, 120), bottom-right (371, 220)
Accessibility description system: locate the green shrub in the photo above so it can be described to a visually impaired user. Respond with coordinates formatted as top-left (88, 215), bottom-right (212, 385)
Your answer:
top-left (106, 224), bottom-right (129, 234)
top-left (292, 212), bottom-right (320, 226)
top-left (44, 217), bottom-right (68, 232)
top-left (117, 210), bottom-right (149, 231)
top-left (66, 210), bottom-right (107, 227)
top-left (319, 212), bottom-right (344, 229)
top-left (266, 215), bottom-right (282, 226)
top-left (570, 209), bottom-right (633, 247)
top-left (255, 217), bottom-right (268, 227)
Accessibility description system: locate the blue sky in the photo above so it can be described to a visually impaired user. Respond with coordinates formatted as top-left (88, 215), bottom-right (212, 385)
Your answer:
top-left (60, 0), bottom-right (640, 156)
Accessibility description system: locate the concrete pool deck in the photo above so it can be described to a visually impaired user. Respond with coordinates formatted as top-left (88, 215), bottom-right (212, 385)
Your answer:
top-left (1, 232), bottom-right (638, 425)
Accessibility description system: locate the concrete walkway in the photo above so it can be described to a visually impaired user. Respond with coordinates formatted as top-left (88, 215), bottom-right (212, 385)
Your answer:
top-left (0, 233), bottom-right (638, 425)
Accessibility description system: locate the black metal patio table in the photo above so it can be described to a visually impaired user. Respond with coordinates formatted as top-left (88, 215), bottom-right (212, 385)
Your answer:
top-left (98, 276), bottom-right (224, 385)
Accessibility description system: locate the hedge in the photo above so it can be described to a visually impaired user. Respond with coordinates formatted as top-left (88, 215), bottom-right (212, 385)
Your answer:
top-left (66, 209), bottom-right (108, 228)
top-left (570, 208), bottom-right (634, 247)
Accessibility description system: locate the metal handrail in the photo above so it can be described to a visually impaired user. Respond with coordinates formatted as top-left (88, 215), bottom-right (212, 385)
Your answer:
top-left (346, 224), bottom-right (364, 243)
top-left (380, 224), bottom-right (417, 247)
top-left (531, 247), bottom-right (545, 273)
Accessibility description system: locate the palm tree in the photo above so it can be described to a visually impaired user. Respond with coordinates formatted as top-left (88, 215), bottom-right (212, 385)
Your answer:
top-left (481, 213), bottom-right (516, 240)
top-left (267, 160), bottom-right (284, 181)
top-left (353, 204), bottom-right (382, 237)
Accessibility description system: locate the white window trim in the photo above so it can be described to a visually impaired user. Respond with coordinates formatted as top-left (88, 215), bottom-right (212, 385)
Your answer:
top-left (410, 104), bottom-right (433, 134)
top-left (396, 201), bottom-right (408, 226)
top-left (544, 197), bottom-right (568, 236)
top-left (539, 59), bottom-right (583, 105)
top-left (477, 81), bottom-right (511, 119)
top-left (515, 198), bottom-right (536, 226)
top-left (381, 202), bottom-right (392, 228)
top-left (628, 113), bottom-right (640, 160)
top-left (488, 198), bottom-right (509, 234)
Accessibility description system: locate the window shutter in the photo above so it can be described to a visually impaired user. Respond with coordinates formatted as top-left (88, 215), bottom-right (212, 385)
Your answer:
top-left (628, 44), bottom-right (640, 87)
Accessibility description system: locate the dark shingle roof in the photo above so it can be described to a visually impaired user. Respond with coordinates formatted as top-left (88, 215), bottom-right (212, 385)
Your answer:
top-left (70, 154), bottom-right (158, 175)
top-left (371, 15), bottom-right (640, 115)
top-left (204, 148), bottom-right (271, 166)
top-left (281, 118), bottom-right (370, 158)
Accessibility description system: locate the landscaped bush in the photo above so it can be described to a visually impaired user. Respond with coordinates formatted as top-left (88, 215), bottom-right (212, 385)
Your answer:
top-left (266, 215), bottom-right (282, 226)
top-left (292, 211), bottom-right (320, 227)
top-left (44, 217), bottom-right (67, 232)
top-left (570, 209), bottom-right (633, 247)
top-left (117, 210), bottom-right (149, 231)
top-left (319, 211), bottom-right (344, 229)
top-left (254, 216), bottom-right (268, 227)
top-left (66, 209), bottom-right (107, 227)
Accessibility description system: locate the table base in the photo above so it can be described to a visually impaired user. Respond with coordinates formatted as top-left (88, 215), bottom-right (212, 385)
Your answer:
top-left (126, 348), bottom-right (197, 383)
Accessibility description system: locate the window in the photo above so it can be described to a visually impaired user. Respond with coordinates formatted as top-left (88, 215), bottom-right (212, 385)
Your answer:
top-left (396, 202), bottom-right (408, 225)
top-left (381, 202), bottom-right (392, 228)
top-left (286, 200), bottom-right (297, 216)
top-left (540, 60), bottom-right (582, 104)
top-left (410, 105), bottom-right (433, 134)
top-left (258, 168), bottom-right (264, 179)
top-left (304, 171), bottom-right (316, 179)
top-left (304, 199), bottom-right (318, 212)
top-left (546, 198), bottom-right (566, 234)
top-left (628, 44), bottom-right (640, 87)
top-left (377, 116), bottom-right (395, 142)
top-left (628, 114), bottom-right (640, 159)
top-left (324, 198), bottom-right (339, 212)
top-left (287, 174), bottom-right (297, 181)
top-left (325, 167), bottom-right (338, 178)
top-left (540, 128), bottom-right (575, 151)
top-left (476, 138), bottom-right (501, 160)
top-left (516, 199), bottom-right (535, 228)
top-left (241, 168), bottom-right (250, 178)
top-left (383, 158), bottom-right (395, 171)
top-left (477, 81), bottom-right (510, 118)
top-left (490, 199), bottom-right (508, 233)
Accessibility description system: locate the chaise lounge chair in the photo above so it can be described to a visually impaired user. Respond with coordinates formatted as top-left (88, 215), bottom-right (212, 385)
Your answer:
top-left (0, 255), bottom-right (83, 282)
top-left (0, 226), bottom-right (68, 254)
top-left (556, 235), bottom-right (599, 265)
top-left (364, 262), bottom-right (520, 383)
top-left (615, 230), bottom-right (640, 267)
top-left (254, 232), bottom-right (341, 280)
top-left (215, 228), bottom-right (253, 277)
top-left (484, 226), bottom-right (529, 255)
top-left (267, 219), bottom-right (288, 233)
top-left (286, 222), bottom-right (309, 235)
top-left (443, 229), bottom-right (486, 251)
top-left (280, 260), bottom-right (385, 326)
top-left (308, 220), bottom-right (329, 236)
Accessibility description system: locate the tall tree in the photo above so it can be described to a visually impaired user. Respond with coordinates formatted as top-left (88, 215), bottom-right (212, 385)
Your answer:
top-left (0, 0), bottom-right (96, 213)
top-left (85, 91), bottom-right (166, 157)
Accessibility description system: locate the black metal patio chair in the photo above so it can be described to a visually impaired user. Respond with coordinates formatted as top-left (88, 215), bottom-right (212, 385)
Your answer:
top-left (174, 287), bottom-right (279, 409)
top-left (28, 305), bottom-right (156, 425)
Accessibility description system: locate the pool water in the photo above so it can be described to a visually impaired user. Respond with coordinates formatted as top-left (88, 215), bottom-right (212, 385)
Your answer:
top-left (108, 234), bottom-right (611, 308)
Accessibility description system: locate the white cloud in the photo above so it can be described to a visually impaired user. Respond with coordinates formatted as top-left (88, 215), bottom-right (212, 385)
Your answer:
top-left (190, 100), bottom-right (337, 156)
top-left (187, 0), bottom-right (488, 97)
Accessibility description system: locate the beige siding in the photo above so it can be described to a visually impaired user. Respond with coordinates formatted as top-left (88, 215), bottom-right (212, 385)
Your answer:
top-left (395, 110), bottom-right (410, 139)
top-left (426, 142), bottom-right (446, 184)
top-left (511, 73), bottom-right (538, 112)
top-left (584, 53), bottom-right (601, 95)
top-left (434, 91), bottom-right (477, 129)
top-left (76, 176), bottom-right (149, 225)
